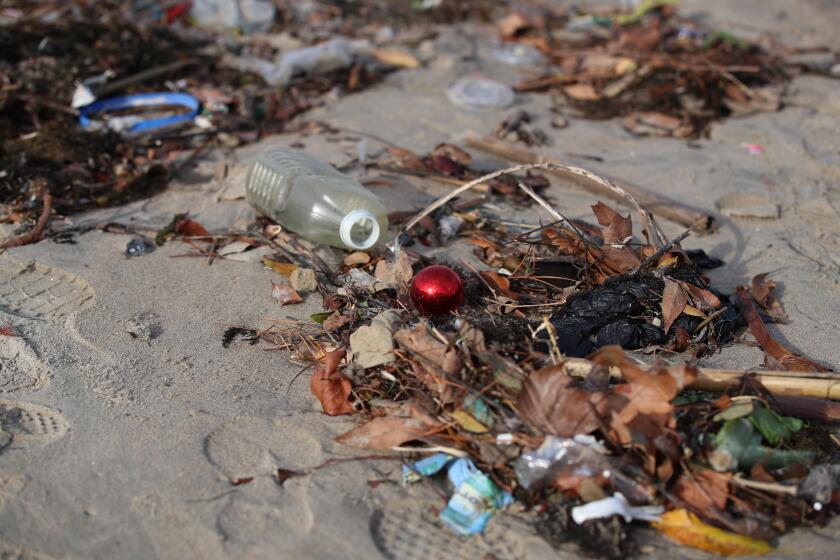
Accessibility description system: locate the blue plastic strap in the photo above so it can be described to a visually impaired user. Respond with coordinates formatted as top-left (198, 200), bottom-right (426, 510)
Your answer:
top-left (78, 92), bottom-right (199, 134)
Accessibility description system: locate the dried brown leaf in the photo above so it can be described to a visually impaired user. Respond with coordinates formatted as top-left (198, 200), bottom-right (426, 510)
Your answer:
top-left (430, 143), bottom-right (472, 167)
top-left (369, 47), bottom-right (420, 68)
top-left (590, 346), bottom-right (697, 426)
top-left (393, 323), bottom-right (462, 376)
top-left (678, 280), bottom-right (721, 312)
top-left (175, 219), bottom-right (209, 237)
top-left (323, 311), bottom-right (351, 332)
top-left (343, 251), bottom-right (371, 267)
top-left (661, 279), bottom-right (688, 334)
top-left (335, 416), bottom-right (431, 449)
top-left (737, 287), bottom-right (829, 372)
top-left (262, 257), bottom-right (298, 276)
top-left (674, 468), bottom-right (731, 512)
top-left (385, 147), bottom-right (427, 171)
top-left (517, 365), bottom-right (604, 437)
top-left (479, 271), bottom-right (518, 300)
top-left (563, 83), bottom-right (601, 101)
top-left (591, 201), bottom-right (632, 245)
top-left (751, 273), bottom-right (788, 323)
top-left (272, 281), bottom-right (303, 305)
top-left (373, 251), bottom-right (413, 290)
top-left (497, 12), bottom-right (536, 40)
top-left (310, 349), bottom-right (354, 415)
top-left (427, 155), bottom-right (464, 177)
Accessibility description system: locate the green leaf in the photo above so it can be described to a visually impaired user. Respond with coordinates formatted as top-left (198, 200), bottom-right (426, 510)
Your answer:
top-left (749, 407), bottom-right (803, 446)
top-left (310, 312), bottom-right (333, 324)
top-left (713, 401), bottom-right (755, 422)
top-left (712, 418), bottom-right (813, 471)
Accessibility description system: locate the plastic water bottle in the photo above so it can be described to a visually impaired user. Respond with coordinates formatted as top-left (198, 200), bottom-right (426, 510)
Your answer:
top-left (245, 147), bottom-right (388, 250)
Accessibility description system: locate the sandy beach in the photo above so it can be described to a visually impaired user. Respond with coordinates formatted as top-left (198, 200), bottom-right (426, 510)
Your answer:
top-left (2, 1), bottom-right (840, 558)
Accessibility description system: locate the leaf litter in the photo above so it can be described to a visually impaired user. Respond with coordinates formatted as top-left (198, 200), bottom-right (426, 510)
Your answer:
top-left (13, 0), bottom-right (840, 557)
top-left (230, 142), bottom-right (840, 557)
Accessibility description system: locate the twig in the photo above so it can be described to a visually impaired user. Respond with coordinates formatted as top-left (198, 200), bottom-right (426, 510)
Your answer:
top-left (0, 192), bottom-right (52, 249)
top-left (464, 135), bottom-right (715, 235)
top-left (396, 162), bottom-right (616, 248)
top-left (732, 474), bottom-right (797, 495)
top-left (100, 59), bottom-right (197, 96)
top-left (516, 181), bottom-right (602, 247)
top-left (630, 224), bottom-right (695, 275)
top-left (11, 94), bottom-right (79, 116)
top-left (390, 445), bottom-right (468, 457)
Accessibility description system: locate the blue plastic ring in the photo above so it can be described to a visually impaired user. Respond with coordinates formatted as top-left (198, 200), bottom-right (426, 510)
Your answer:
top-left (78, 92), bottom-right (199, 134)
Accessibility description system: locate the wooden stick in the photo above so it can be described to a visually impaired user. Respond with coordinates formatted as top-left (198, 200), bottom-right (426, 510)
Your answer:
top-left (693, 368), bottom-right (840, 400)
top-left (562, 358), bottom-right (840, 402)
top-left (771, 395), bottom-right (840, 423)
top-left (464, 135), bottom-right (716, 233)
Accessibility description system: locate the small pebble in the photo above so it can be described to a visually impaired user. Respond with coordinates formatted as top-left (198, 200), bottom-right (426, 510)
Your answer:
top-left (290, 267), bottom-right (318, 293)
top-left (125, 236), bottom-right (155, 257)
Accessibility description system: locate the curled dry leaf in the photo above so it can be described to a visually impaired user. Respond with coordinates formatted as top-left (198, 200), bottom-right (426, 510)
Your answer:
top-left (591, 201), bottom-right (632, 245)
top-left (736, 287), bottom-right (829, 372)
top-left (262, 257), bottom-right (298, 276)
top-left (679, 280), bottom-right (721, 312)
top-left (594, 348), bottom-right (696, 418)
top-left (563, 83), bottom-right (600, 101)
top-left (497, 11), bottom-right (538, 40)
top-left (430, 143), bottom-right (472, 167)
top-left (335, 415), bottom-right (430, 449)
top-left (174, 218), bottom-right (209, 237)
top-left (343, 251), bottom-right (371, 267)
top-left (310, 349), bottom-right (354, 415)
top-left (385, 146), bottom-right (427, 171)
top-left (751, 273), bottom-right (787, 323)
top-left (369, 47), bottom-right (420, 68)
top-left (661, 279), bottom-right (688, 334)
top-left (272, 281), bottom-right (303, 305)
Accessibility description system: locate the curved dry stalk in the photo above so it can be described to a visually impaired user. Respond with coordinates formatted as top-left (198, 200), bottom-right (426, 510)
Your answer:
top-left (394, 161), bottom-right (661, 250)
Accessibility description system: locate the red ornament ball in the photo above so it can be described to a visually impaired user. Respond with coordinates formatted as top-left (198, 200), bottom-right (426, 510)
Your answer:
top-left (410, 265), bottom-right (464, 316)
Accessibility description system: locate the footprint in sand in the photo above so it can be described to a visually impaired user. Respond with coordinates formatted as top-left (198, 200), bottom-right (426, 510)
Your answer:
top-left (204, 417), bottom-right (325, 550)
top-left (371, 497), bottom-right (525, 560)
top-left (0, 259), bottom-right (93, 321)
top-left (0, 539), bottom-right (55, 560)
top-left (204, 416), bottom-right (324, 479)
top-left (0, 400), bottom-right (68, 448)
top-left (218, 479), bottom-right (315, 546)
top-left (0, 337), bottom-right (50, 393)
top-left (132, 493), bottom-right (226, 560)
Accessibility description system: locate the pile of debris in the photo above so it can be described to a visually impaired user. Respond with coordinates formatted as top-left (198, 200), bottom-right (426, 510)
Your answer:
top-left (500, 1), bottom-right (796, 138)
top-left (0, 0), bottom-right (424, 237)
top-left (199, 150), bottom-right (840, 557)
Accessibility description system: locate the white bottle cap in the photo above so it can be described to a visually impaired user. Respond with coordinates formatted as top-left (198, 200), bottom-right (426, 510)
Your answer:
top-left (339, 209), bottom-right (380, 250)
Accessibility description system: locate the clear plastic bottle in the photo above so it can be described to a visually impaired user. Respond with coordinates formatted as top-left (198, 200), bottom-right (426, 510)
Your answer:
top-left (245, 147), bottom-right (388, 250)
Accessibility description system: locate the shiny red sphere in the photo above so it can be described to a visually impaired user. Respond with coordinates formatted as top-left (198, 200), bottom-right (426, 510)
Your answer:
top-left (410, 265), bottom-right (464, 315)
